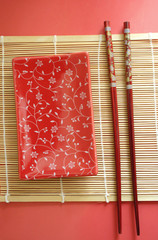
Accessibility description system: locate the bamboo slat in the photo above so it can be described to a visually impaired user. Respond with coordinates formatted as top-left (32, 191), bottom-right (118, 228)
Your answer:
top-left (0, 33), bottom-right (158, 202)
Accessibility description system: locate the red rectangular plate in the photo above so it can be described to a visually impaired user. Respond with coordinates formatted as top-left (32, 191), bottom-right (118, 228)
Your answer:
top-left (12, 52), bottom-right (98, 180)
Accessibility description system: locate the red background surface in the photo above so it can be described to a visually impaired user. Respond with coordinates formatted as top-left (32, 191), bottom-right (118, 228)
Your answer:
top-left (0, 0), bottom-right (158, 239)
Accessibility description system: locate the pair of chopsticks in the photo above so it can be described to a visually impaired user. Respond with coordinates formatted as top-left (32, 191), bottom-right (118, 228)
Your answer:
top-left (104, 21), bottom-right (140, 235)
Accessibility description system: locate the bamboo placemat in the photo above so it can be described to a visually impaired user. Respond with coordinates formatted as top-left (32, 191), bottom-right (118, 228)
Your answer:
top-left (0, 33), bottom-right (158, 202)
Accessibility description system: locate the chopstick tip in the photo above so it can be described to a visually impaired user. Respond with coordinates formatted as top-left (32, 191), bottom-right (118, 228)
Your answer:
top-left (118, 227), bottom-right (122, 234)
top-left (137, 225), bottom-right (140, 236)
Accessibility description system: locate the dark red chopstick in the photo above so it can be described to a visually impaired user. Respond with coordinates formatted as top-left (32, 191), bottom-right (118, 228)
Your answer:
top-left (104, 21), bottom-right (122, 234)
top-left (124, 21), bottom-right (140, 236)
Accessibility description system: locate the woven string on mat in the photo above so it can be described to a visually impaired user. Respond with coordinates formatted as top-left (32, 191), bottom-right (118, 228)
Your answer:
top-left (149, 32), bottom-right (158, 149)
top-left (53, 35), bottom-right (65, 203)
top-left (98, 34), bottom-right (109, 203)
top-left (1, 36), bottom-right (10, 203)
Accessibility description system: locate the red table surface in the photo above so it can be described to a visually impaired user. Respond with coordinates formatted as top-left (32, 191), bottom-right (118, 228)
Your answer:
top-left (0, 0), bottom-right (158, 239)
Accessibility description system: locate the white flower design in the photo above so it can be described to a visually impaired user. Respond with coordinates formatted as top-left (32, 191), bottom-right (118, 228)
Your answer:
top-left (66, 125), bottom-right (74, 132)
top-left (49, 77), bottom-right (56, 84)
top-left (27, 81), bottom-right (32, 86)
top-left (56, 66), bottom-right (61, 72)
top-left (68, 161), bottom-right (75, 169)
top-left (30, 164), bottom-right (35, 171)
top-left (51, 125), bottom-right (58, 133)
top-left (23, 135), bottom-right (30, 140)
top-left (57, 134), bottom-right (65, 142)
top-left (80, 92), bottom-right (87, 100)
top-left (36, 92), bottom-right (42, 101)
top-left (49, 163), bottom-right (57, 170)
top-left (30, 151), bottom-right (38, 158)
top-left (87, 101), bottom-right (91, 108)
top-left (65, 83), bottom-right (71, 88)
top-left (36, 60), bottom-right (43, 67)
top-left (71, 118), bottom-right (77, 123)
top-left (24, 124), bottom-right (31, 132)
top-left (83, 123), bottom-right (88, 128)
top-left (65, 69), bottom-right (73, 76)
top-left (51, 96), bottom-right (58, 101)
top-left (43, 127), bottom-right (48, 133)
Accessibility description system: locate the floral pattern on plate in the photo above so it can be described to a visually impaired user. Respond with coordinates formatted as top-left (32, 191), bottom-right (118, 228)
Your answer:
top-left (13, 52), bottom-right (98, 180)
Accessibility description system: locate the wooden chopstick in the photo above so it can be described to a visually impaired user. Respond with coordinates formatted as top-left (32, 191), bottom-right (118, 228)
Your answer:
top-left (124, 21), bottom-right (140, 236)
top-left (104, 21), bottom-right (122, 234)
